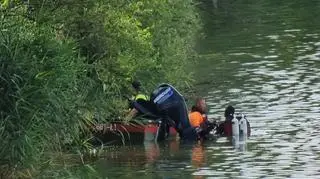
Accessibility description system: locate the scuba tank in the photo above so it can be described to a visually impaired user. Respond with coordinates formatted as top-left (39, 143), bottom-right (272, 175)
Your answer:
top-left (231, 115), bottom-right (239, 136)
top-left (238, 113), bottom-right (248, 140)
top-left (231, 114), bottom-right (239, 148)
top-left (237, 113), bottom-right (248, 151)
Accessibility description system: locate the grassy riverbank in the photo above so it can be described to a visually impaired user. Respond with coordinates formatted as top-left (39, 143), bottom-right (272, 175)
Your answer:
top-left (0, 0), bottom-right (200, 177)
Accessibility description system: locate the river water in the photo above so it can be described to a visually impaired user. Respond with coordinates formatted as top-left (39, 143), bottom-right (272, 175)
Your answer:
top-left (95, 1), bottom-right (320, 178)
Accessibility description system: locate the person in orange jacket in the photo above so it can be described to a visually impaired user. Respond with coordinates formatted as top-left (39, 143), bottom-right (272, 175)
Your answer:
top-left (189, 98), bottom-right (208, 128)
top-left (188, 98), bottom-right (217, 139)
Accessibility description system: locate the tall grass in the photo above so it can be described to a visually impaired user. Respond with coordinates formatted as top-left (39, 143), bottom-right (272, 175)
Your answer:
top-left (0, 0), bottom-right (201, 177)
top-left (0, 6), bottom-right (92, 177)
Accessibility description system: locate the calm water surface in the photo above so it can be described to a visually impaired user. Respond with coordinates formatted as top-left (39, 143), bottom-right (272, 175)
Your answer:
top-left (96, 1), bottom-right (320, 178)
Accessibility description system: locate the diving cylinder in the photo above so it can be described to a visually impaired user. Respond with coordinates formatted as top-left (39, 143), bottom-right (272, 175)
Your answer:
top-left (239, 113), bottom-right (248, 140)
top-left (231, 115), bottom-right (239, 136)
top-left (231, 115), bottom-right (239, 149)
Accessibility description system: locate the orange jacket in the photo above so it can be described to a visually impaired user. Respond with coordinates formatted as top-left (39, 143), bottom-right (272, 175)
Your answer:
top-left (189, 111), bottom-right (205, 128)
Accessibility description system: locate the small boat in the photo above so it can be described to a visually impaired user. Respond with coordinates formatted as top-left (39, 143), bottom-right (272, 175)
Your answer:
top-left (92, 120), bottom-right (178, 145)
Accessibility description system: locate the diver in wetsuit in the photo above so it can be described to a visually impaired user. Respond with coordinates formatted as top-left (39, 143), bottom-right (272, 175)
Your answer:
top-left (216, 105), bottom-right (251, 137)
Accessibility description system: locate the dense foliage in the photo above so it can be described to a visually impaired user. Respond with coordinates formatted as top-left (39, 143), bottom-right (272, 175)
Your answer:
top-left (0, 0), bottom-right (200, 177)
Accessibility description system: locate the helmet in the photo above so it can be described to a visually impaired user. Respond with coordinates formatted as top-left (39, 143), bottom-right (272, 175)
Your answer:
top-left (224, 105), bottom-right (235, 120)
top-left (131, 80), bottom-right (141, 90)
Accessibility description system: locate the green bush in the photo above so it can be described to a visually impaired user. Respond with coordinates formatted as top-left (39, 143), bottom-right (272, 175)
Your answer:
top-left (0, 0), bottom-right (201, 177)
top-left (0, 7), bottom-right (90, 176)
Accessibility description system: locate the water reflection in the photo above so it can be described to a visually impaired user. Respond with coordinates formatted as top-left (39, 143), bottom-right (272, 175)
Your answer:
top-left (144, 142), bottom-right (160, 164)
top-left (97, 140), bottom-right (211, 178)
top-left (191, 143), bottom-right (205, 168)
top-left (202, 28), bottom-right (320, 178)
top-left (96, 136), bottom-right (253, 178)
